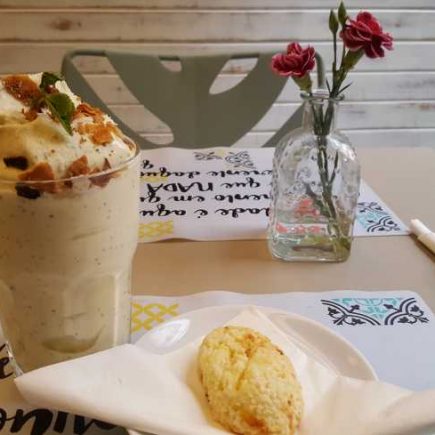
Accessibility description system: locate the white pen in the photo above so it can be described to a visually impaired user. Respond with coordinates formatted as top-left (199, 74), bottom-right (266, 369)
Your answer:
top-left (409, 219), bottom-right (435, 255)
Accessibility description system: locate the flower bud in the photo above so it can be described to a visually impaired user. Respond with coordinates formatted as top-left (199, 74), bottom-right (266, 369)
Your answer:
top-left (329, 10), bottom-right (339, 34)
top-left (338, 2), bottom-right (347, 26)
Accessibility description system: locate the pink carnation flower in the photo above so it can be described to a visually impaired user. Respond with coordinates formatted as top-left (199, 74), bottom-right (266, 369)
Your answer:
top-left (271, 42), bottom-right (316, 78)
top-left (340, 11), bottom-right (393, 58)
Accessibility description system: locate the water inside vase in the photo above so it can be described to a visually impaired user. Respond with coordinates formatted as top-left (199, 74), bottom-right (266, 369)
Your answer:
top-left (268, 206), bottom-right (353, 262)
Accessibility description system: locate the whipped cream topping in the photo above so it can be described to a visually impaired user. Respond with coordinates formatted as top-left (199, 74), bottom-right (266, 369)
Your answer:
top-left (0, 73), bottom-right (136, 182)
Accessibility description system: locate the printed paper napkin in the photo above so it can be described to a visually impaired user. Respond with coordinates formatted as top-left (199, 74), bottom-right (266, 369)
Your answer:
top-left (15, 308), bottom-right (435, 435)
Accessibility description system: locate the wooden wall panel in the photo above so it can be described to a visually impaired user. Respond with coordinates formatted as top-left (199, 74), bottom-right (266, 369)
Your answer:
top-left (0, 1), bottom-right (433, 147)
top-left (0, 42), bottom-right (433, 74)
top-left (143, 129), bottom-right (435, 148)
top-left (1, 10), bottom-right (434, 42)
top-left (2, 1), bottom-right (435, 9)
top-left (109, 101), bottom-right (435, 133)
top-left (87, 72), bottom-right (435, 104)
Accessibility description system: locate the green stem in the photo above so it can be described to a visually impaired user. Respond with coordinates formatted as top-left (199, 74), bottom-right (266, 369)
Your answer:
top-left (330, 151), bottom-right (339, 185)
top-left (340, 41), bottom-right (346, 72)
top-left (332, 32), bottom-right (337, 83)
top-left (308, 99), bottom-right (347, 249)
top-left (331, 49), bottom-right (364, 97)
top-left (305, 183), bottom-right (329, 216)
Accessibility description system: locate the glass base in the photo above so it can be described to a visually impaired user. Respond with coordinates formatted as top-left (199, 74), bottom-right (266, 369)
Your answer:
top-left (268, 234), bottom-right (351, 262)
top-left (5, 341), bottom-right (22, 377)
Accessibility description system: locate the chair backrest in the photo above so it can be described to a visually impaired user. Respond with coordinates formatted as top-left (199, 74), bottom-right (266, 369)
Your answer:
top-left (62, 50), bottom-right (325, 149)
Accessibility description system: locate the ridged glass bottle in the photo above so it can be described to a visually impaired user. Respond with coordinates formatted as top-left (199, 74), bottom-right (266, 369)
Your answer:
top-left (268, 92), bottom-right (361, 262)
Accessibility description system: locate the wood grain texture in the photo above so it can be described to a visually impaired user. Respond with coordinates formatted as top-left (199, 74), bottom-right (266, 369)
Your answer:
top-left (143, 129), bottom-right (435, 148)
top-left (2, 1), bottom-right (435, 8)
top-left (86, 72), bottom-right (435, 104)
top-left (0, 1), bottom-right (433, 148)
top-left (108, 101), bottom-right (435, 132)
top-left (0, 10), bottom-right (432, 42)
top-left (0, 42), bottom-right (433, 74)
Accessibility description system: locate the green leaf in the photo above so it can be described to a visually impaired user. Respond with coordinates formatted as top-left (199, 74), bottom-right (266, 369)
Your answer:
top-left (45, 93), bottom-right (75, 135)
top-left (338, 82), bottom-right (352, 95)
top-left (40, 72), bottom-right (63, 91)
top-left (329, 10), bottom-right (339, 34)
top-left (338, 2), bottom-right (348, 26)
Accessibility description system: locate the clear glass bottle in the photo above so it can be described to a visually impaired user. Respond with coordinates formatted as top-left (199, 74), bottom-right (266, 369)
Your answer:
top-left (268, 91), bottom-right (361, 262)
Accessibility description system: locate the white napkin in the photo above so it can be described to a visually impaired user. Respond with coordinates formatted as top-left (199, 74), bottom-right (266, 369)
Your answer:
top-left (15, 308), bottom-right (435, 435)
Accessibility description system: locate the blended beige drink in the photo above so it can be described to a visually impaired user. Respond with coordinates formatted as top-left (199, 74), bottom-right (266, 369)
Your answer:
top-left (0, 73), bottom-right (140, 372)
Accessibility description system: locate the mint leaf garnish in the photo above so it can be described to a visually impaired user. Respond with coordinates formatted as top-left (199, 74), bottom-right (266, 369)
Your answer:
top-left (45, 93), bottom-right (75, 135)
top-left (40, 72), bottom-right (63, 91)
top-left (35, 72), bottom-right (75, 135)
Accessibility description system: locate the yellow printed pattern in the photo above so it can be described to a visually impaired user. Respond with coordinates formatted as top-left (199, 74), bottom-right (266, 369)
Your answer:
top-left (139, 221), bottom-right (174, 240)
top-left (131, 302), bottom-right (179, 332)
top-left (141, 175), bottom-right (168, 183)
top-left (216, 148), bottom-right (227, 158)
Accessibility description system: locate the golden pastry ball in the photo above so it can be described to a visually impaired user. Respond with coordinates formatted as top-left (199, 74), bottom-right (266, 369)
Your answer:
top-left (198, 326), bottom-right (303, 435)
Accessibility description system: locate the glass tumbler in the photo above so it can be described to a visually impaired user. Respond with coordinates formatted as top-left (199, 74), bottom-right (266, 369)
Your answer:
top-left (0, 147), bottom-right (140, 373)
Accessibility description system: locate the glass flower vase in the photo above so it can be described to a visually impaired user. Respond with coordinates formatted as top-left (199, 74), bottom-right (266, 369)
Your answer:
top-left (268, 92), bottom-right (361, 262)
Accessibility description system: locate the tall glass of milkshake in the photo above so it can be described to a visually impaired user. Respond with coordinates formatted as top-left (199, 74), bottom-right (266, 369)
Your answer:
top-left (0, 73), bottom-right (140, 373)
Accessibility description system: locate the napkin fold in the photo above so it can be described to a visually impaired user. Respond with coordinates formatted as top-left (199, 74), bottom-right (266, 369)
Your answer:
top-left (15, 307), bottom-right (435, 435)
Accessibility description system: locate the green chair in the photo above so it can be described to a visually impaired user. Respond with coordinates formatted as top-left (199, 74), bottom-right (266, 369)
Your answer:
top-left (61, 50), bottom-right (325, 149)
